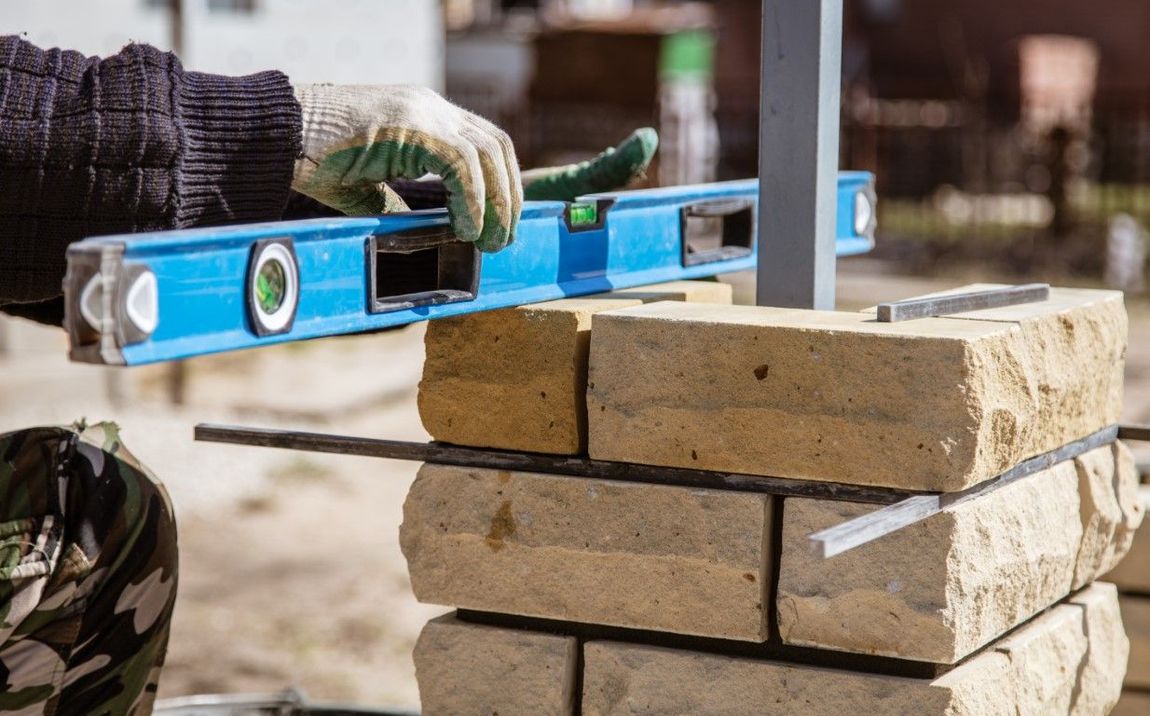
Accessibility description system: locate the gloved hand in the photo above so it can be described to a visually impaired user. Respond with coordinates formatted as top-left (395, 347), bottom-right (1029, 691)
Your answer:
top-left (522, 127), bottom-right (659, 201)
top-left (382, 128), bottom-right (661, 211)
top-left (292, 84), bottom-right (522, 252)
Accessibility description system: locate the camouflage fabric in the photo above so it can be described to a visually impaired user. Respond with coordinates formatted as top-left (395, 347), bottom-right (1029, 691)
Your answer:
top-left (0, 423), bottom-right (178, 715)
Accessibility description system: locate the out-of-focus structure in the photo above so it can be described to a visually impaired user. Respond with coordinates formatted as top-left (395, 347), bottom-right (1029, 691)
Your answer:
top-left (448, 0), bottom-right (1150, 280)
top-left (3, 0), bottom-right (444, 89)
top-left (445, 0), bottom-right (718, 186)
top-left (712, 0), bottom-right (1150, 277)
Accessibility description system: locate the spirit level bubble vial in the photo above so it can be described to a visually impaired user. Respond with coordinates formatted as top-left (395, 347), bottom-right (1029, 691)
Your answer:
top-left (247, 239), bottom-right (300, 336)
top-left (63, 174), bottom-right (876, 366)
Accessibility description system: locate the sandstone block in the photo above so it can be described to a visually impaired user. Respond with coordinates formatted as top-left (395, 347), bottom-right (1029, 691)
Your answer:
top-left (414, 614), bottom-right (578, 716)
top-left (1074, 442), bottom-right (1145, 587)
top-left (419, 281), bottom-right (730, 455)
top-left (582, 583), bottom-right (1125, 716)
top-left (400, 463), bottom-right (771, 640)
top-left (1121, 596), bottom-right (1150, 689)
top-left (876, 284), bottom-right (1128, 481)
top-left (1064, 583), bottom-right (1130, 714)
top-left (1104, 485), bottom-right (1150, 592)
top-left (587, 287), bottom-right (1125, 491)
top-left (779, 443), bottom-right (1142, 663)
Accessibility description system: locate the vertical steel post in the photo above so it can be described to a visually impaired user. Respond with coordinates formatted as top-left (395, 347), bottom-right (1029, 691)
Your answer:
top-left (169, 0), bottom-right (185, 56)
top-left (165, 0), bottom-right (188, 407)
top-left (756, 0), bottom-right (843, 309)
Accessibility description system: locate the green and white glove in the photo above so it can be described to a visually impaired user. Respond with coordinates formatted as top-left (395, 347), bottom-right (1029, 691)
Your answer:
top-left (522, 127), bottom-right (659, 201)
top-left (292, 84), bottom-right (523, 252)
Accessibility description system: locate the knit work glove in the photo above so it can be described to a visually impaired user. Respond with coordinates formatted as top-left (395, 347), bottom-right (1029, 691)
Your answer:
top-left (522, 127), bottom-right (659, 201)
top-left (292, 84), bottom-right (522, 252)
top-left (387, 128), bottom-right (661, 210)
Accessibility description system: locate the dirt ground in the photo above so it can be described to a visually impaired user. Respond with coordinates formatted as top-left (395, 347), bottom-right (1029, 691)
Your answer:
top-left (2, 258), bottom-right (1149, 710)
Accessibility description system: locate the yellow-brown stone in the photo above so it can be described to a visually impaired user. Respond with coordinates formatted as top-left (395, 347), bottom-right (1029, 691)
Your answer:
top-left (778, 443), bottom-right (1142, 663)
top-left (582, 583), bottom-right (1126, 715)
top-left (587, 287), bottom-right (1124, 491)
top-left (400, 463), bottom-right (772, 641)
top-left (414, 613), bottom-right (577, 716)
top-left (419, 281), bottom-right (731, 455)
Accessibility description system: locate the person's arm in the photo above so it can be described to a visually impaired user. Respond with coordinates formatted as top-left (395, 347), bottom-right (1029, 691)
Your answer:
top-left (0, 35), bottom-right (302, 324)
top-left (0, 36), bottom-right (653, 326)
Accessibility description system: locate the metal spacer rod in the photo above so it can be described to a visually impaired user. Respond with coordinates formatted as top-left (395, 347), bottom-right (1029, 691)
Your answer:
top-left (876, 284), bottom-right (1050, 323)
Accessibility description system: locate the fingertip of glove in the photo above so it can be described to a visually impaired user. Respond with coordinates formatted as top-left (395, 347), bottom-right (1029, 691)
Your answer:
top-left (473, 224), bottom-right (516, 253)
top-left (474, 237), bottom-right (505, 253)
top-left (625, 127), bottom-right (660, 163)
top-left (475, 231), bottom-right (512, 253)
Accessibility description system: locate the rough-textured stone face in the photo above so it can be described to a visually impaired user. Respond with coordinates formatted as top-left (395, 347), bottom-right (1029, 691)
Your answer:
top-left (587, 287), bottom-right (1125, 491)
top-left (1121, 596), bottom-right (1150, 689)
top-left (778, 444), bottom-right (1141, 663)
top-left (992, 582), bottom-right (1127, 715)
top-left (779, 461), bottom-right (1080, 663)
top-left (419, 281), bottom-right (731, 455)
top-left (414, 614), bottom-right (578, 716)
top-left (582, 584), bottom-right (1125, 716)
top-left (972, 288), bottom-right (1125, 450)
top-left (1103, 485), bottom-right (1150, 592)
top-left (400, 463), bottom-right (771, 641)
top-left (1067, 583), bottom-right (1130, 715)
top-left (868, 284), bottom-right (1127, 461)
top-left (1073, 442), bottom-right (1145, 588)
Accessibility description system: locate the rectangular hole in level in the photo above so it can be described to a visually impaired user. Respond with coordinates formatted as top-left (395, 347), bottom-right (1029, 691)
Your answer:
top-left (681, 200), bottom-right (756, 267)
top-left (370, 236), bottom-right (479, 314)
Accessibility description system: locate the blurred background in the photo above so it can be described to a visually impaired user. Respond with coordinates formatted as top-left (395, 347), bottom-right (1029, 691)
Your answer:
top-left (4, 0), bottom-right (1150, 710)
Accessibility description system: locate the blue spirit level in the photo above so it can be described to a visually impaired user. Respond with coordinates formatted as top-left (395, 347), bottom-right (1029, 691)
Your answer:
top-left (63, 173), bottom-right (875, 366)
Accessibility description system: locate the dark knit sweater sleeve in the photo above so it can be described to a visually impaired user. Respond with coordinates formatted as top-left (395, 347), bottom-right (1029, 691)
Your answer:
top-left (0, 35), bottom-right (302, 324)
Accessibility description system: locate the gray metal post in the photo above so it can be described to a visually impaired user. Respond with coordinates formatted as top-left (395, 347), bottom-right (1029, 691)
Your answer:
top-left (169, 0), bottom-right (185, 56)
top-left (756, 0), bottom-right (843, 309)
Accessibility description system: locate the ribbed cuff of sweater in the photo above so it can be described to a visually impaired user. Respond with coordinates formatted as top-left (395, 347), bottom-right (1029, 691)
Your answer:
top-left (176, 69), bottom-right (302, 227)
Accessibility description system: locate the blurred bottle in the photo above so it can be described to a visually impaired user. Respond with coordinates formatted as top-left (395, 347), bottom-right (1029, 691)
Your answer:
top-left (1107, 214), bottom-right (1147, 293)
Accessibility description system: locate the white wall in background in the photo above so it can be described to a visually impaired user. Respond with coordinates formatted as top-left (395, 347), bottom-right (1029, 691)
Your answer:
top-left (2, 0), bottom-right (444, 90)
top-left (3, 0), bottom-right (170, 56)
top-left (445, 30), bottom-right (532, 118)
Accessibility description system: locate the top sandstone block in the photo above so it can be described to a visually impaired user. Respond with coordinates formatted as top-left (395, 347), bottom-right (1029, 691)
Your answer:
top-left (586, 286), bottom-right (1125, 492)
top-left (419, 281), bottom-right (731, 455)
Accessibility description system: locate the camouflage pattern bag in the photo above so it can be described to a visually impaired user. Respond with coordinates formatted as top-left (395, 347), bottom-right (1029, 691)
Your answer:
top-left (0, 423), bottom-right (178, 715)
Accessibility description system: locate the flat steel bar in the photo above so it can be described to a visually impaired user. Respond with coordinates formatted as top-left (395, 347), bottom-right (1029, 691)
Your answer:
top-left (756, 0), bottom-right (842, 309)
top-left (939, 425), bottom-right (1119, 510)
top-left (198, 422), bottom-right (1126, 559)
top-left (1118, 424), bottom-right (1150, 442)
top-left (807, 494), bottom-right (941, 560)
top-left (194, 423), bottom-right (917, 505)
top-left (809, 425), bottom-right (1120, 558)
top-left (876, 283), bottom-right (1050, 323)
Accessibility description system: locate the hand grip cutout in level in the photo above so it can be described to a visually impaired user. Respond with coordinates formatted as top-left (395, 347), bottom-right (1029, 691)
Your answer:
top-left (680, 199), bottom-right (756, 267)
top-left (368, 225), bottom-right (481, 314)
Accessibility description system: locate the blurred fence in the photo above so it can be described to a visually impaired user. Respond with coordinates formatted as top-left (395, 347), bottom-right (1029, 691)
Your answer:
top-left (840, 95), bottom-right (1150, 276)
top-left (453, 63), bottom-right (1150, 280)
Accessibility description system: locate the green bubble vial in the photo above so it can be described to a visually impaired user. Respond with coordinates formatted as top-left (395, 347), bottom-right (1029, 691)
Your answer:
top-left (255, 259), bottom-right (287, 314)
top-left (569, 202), bottom-right (599, 227)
